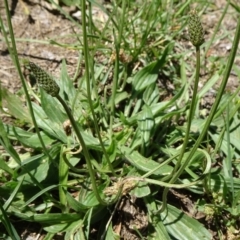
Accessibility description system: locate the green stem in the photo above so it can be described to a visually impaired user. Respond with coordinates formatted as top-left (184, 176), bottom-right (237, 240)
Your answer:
top-left (159, 46), bottom-right (201, 212)
top-left (174, 46), bottom-right (201, 173)
top-left (2, 0), bottom-right (51, 161)
top-left (204, 2), bottom-right (229, 58)
top-left (1, 0), bottom-right (64, 207)
top-left (81, 0), bottom-right (117, 176)
top-left (56, 95), bottom-right (107, 205)
top-left (59, 145), bottom-right (69, 212)
top-left (110, 0), bottom-right (126, 135)
top-left (57, 95), bottom-right (124, 205)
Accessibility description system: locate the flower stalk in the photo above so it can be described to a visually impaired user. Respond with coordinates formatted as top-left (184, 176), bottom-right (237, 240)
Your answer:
top-left (23, 60), bottom-right (110, 205)
top-left (160, 9), bottom-right (205, 213)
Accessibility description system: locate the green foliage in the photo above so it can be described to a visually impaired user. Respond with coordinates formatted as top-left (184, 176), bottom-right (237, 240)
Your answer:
top-left (1, 0), bottom-right (240, 239)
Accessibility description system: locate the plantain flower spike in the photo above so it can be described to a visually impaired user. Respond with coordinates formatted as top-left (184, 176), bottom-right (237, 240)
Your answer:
top-left (23, 59), bottom-right (60, 97)
top-left (188, 9), bottom-right (205, 47)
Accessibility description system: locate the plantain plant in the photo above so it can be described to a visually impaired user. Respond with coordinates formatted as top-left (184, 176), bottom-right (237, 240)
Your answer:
top-left (1, 0), bottom-right (240, 239)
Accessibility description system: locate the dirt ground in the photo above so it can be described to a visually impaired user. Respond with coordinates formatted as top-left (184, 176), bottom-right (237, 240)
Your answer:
top-left (1, 0), bottom-right (240, 92)
top-left (1, 0), bottom-right (240, 239)
top-left (1, 0), bottom-right (239, 93)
